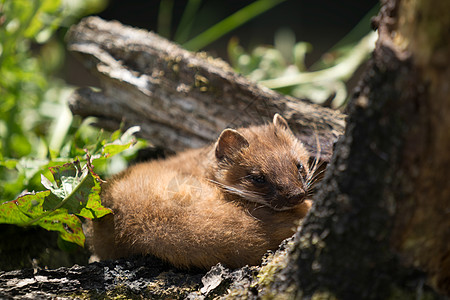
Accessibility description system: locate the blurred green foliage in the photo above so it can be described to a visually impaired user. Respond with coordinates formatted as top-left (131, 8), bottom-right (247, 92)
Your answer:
top-left (180, 0), bottom-right (288, 51)
top-left (0, 0), bottom-right (116, 198)
top-left (228, 5), bottom-right (379, 107)
top-left (158, 0), bottom-right (378, 107)
top-left (0, 0), bottom-right (107, 160)
top-left (0, 0), bottom-right (139, 248)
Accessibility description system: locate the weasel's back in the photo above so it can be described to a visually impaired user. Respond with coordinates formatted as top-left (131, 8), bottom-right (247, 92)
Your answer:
top-left (91, 161), bottom-right (273, 269)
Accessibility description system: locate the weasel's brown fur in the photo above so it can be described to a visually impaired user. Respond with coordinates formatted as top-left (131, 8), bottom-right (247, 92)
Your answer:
top-left (88, 114), bottom-right (316, 269)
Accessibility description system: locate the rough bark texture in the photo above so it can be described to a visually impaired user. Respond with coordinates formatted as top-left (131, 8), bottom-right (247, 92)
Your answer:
top-left (257, 0), bottom-right (450, 298)
top-left (0, 255), bottom-right (205, 299)
top-left (0, 246), bottom-right (277, 299)
top-left (387, 0), bottom-right (450, 292)
top-left (66, 17), bottom-right (345, 161)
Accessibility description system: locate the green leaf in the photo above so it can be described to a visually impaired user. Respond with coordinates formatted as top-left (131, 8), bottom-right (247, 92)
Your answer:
top-left (0, 159), bottom-right (18, 170)
top-left (183, 0), bottom-right (288, 51)
top-left (37, 209), bottom-right (85, 246)
top-left (0, 158), bottom-right (112, 247)
top-left (0, 190), bottom-right (85, 246)
top-left (102, 143), bottom-right (134, 158)
top-left (48, 159), bottom-right (82, 188)
top-left (44, 160), bottom-right (111, 219)
top-left (102, 126), bottom-right (140, 158)
top-left (109, 128), bottom-right (122, 141)
top-left (0, 192), bottom-right (48, 225)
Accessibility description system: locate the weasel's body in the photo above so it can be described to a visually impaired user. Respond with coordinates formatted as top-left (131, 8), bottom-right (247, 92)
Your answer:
top-left (89, 114), bottom-right (316, 269)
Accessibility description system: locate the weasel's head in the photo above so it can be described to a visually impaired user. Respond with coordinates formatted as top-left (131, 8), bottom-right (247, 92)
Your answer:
top-left (212, 114), bottom-right (314, 211)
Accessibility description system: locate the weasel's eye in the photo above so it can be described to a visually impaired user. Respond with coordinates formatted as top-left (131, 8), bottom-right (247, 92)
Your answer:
top-left (296, 162), bottom-right (307, 179)
top-left (250, 174), bottom-right (266, 184)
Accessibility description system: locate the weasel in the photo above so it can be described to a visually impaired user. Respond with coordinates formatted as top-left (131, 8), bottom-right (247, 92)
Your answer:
top-left (88, 114), bottom-right (320, 269)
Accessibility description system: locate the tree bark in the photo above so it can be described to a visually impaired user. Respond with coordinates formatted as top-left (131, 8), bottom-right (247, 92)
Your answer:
top-left (0, 256), bottom-right (207, 299)
top-left (257, 0), bottom-right (450, 298)
top-left (66, 16), bottom-right (345, 161)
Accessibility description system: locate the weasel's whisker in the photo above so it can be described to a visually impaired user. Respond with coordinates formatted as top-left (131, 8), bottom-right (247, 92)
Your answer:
top-left (309, 157), bottom-right (325, 174)
top-left (307, 127), bottom-right (322, 176)
top-left (249, 204), bottom-right (267, 216)
top-left (307, 161), bottom-right (326, 182)
top-left (307, 179), bottom-right (322, 192)
top-left (208, 179), bottom-right (267, 205)
top-left (307, 176), bottom-right (323, 189)
top-left (306, 169), bottom-right (326, 187)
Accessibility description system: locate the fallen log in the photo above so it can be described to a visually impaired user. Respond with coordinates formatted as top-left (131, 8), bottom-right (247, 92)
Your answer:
top-left (66, 16), bottom-right (345, 161)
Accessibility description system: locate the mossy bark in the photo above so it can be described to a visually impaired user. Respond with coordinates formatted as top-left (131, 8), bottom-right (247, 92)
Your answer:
top-left (255, 0), bottom-right (450, 298)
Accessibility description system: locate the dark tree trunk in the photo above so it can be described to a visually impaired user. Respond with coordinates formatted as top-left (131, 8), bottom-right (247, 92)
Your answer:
top-left (257, 0), bottom-right (450, 298)
top-left (2, 0), bottom-right (449, 299)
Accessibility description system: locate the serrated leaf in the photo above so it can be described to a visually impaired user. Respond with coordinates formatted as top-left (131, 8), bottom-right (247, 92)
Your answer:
top-left (76, 172), bottom-right (111, 219)
top-left (0, 158), bottom-right (111, 247)
top-left (0, 191), bottom-right (84, 245)
top-left (1, 191), bottom-right (87, 247)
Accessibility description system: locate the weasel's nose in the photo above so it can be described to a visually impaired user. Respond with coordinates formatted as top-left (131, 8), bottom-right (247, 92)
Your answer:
top-left (286, 189), bottom-right (306, 206)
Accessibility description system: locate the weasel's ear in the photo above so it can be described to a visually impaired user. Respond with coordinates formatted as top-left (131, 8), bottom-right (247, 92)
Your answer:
top-left (215, 129), bottom-right (249, 160)
top-left (273, 113), bottom-right (294, 135)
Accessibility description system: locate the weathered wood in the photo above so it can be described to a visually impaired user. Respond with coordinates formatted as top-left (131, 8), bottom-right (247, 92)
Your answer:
top-left (66, 17), bottom-right (345, 160)
top-left (0, 256), bottom-right (204, 299)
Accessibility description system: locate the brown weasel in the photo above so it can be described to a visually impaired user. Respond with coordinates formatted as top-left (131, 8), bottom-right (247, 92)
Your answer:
top-left (88, 114), bottom-right (319, 269)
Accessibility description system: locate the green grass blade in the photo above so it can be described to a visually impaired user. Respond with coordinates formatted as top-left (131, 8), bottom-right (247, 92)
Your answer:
top-left (173, 0), bottom-right (202, 44)
top-left (183, 0), bottom-right (287, 51)
top-left (157, 0), bottom-right (174, 38)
